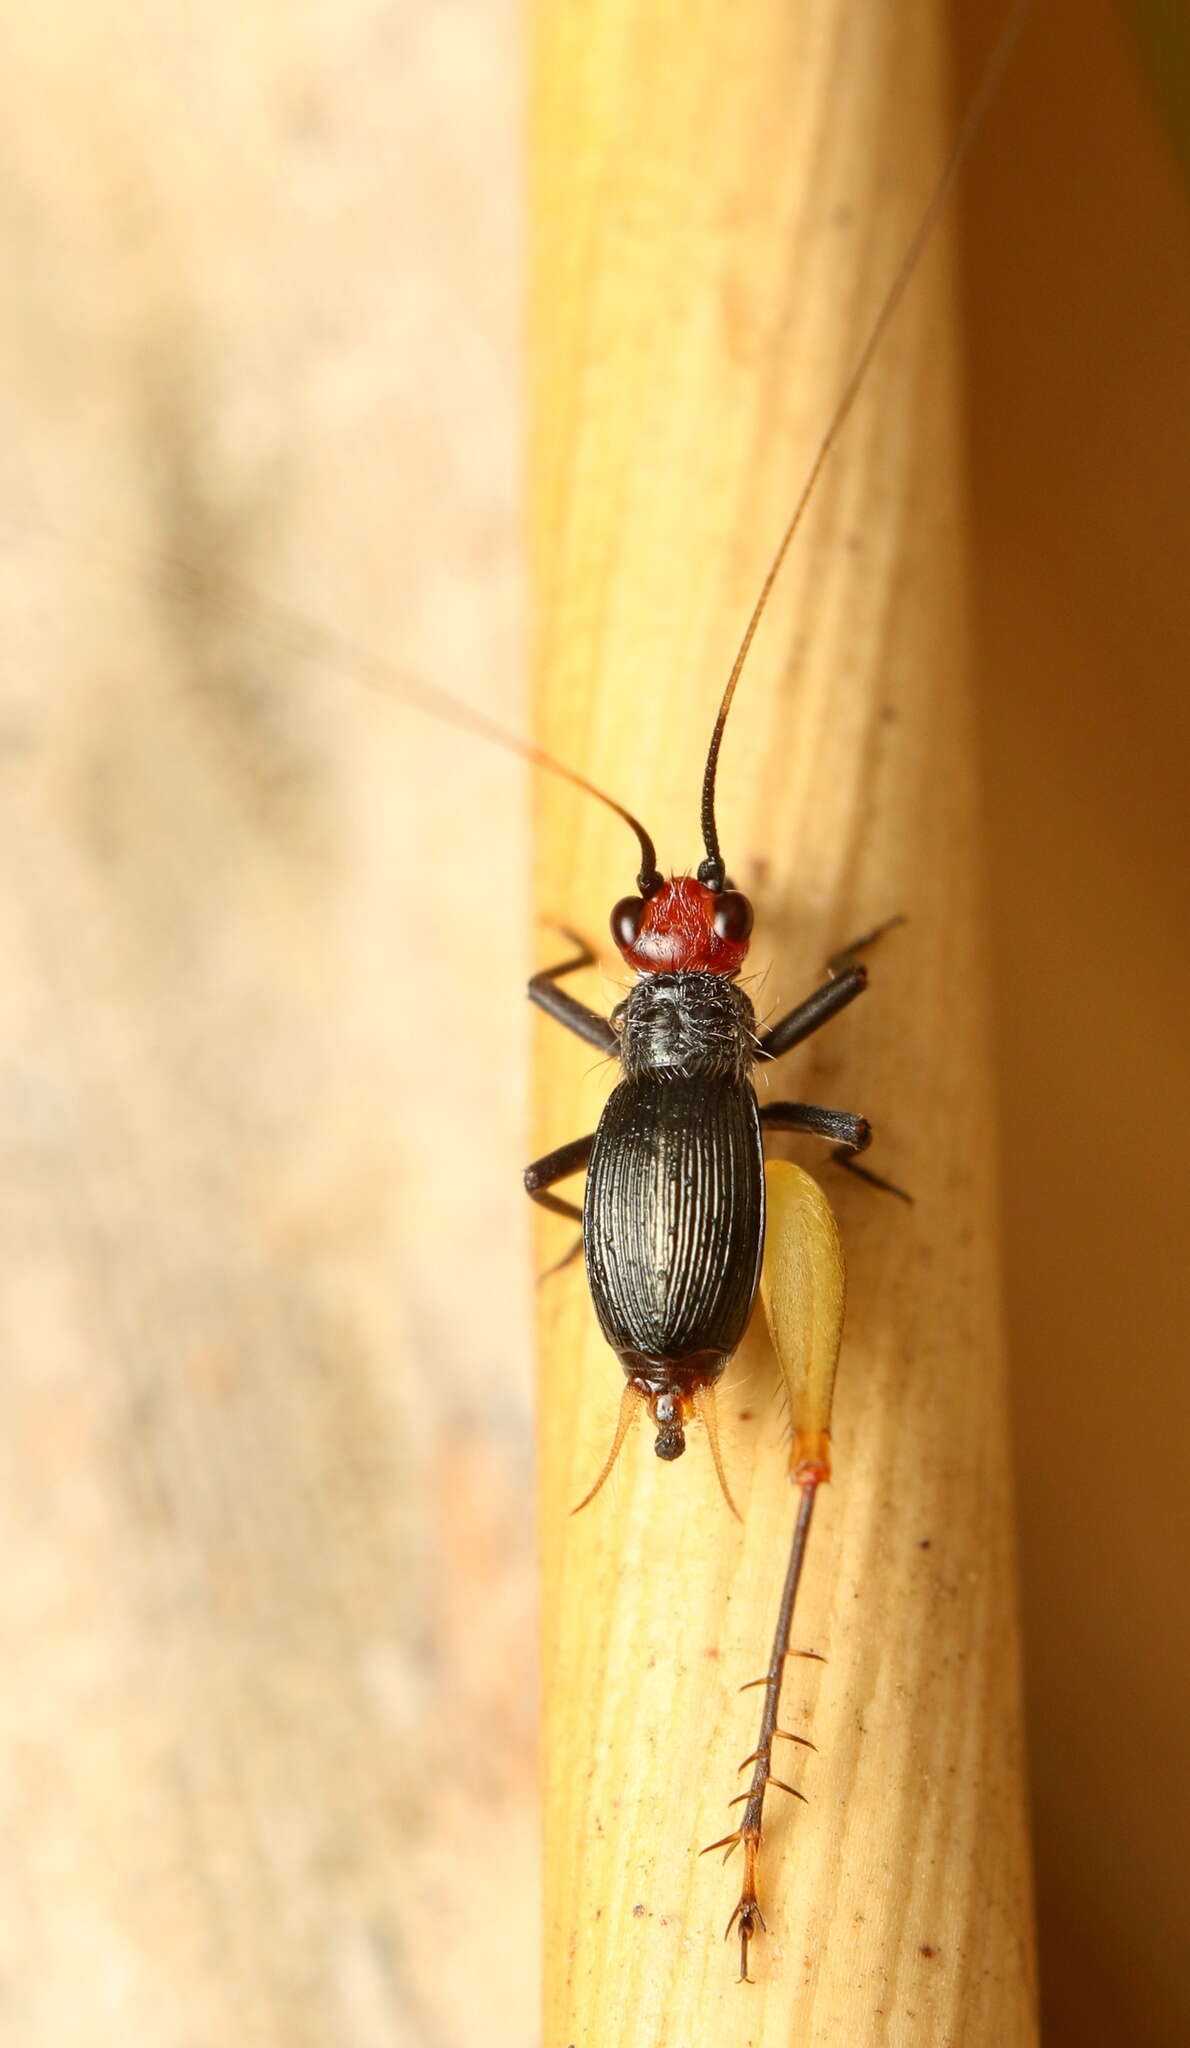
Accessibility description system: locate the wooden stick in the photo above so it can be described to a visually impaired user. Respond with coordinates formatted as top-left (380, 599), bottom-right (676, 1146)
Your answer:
top-left (529, 2), bottom-right (1037, 2041)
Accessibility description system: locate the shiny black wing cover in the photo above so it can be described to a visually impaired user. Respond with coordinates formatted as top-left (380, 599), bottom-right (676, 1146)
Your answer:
top-left (583, 1074), bottom-right (765, 1361)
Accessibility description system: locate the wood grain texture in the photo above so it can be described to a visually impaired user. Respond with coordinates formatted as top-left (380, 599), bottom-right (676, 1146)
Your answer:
top-left (529, 4), bottom-right (1037, 2042)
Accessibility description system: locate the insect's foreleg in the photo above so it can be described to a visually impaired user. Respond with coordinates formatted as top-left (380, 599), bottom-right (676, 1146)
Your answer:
top-left (760, 1101), bottom-right (911, 1203)
top-left (757, 966), bottom-right (867, 1060)
top-left (529, 932), bottom-right (618, 1053)
top-left (759, 916), bottom-right (905, 1062)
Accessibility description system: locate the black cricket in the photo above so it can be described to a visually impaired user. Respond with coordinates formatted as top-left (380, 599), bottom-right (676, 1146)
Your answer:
top-left (522, 674), bottom-right (908, 1977)
top-left (524, 863), bottom-right (904, 1484)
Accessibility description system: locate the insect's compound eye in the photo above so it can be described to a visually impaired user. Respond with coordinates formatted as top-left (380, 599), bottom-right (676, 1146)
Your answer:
top-left (611, 895), bottom-right (646, 950)
top-left (711, 890), bottom-right (753, 944)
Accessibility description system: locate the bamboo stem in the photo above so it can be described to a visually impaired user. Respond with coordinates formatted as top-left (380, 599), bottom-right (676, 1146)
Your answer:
top-left (530, 3), bottom-right (1037, 2042)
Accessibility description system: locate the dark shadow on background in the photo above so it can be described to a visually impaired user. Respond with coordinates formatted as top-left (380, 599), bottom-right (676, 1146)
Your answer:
top-left (954, 3), bottom-right (1190, 2044)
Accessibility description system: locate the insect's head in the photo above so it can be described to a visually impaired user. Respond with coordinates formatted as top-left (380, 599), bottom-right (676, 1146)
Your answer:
top-left (610, 874), bottom-right (753, 975)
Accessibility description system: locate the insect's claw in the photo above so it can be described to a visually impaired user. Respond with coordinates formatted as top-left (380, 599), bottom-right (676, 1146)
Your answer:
top-left (724, 1897), bottom-right (761, 1939)
top-left (721, 1828), bottom-right (766, 1981)
top-left (726, 1894), bottom-right (766, 1983)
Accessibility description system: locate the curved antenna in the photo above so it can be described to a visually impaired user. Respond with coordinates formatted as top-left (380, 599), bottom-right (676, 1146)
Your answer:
top-left (313, 632), bottom-right (662, 897)
top-left (698, 0), bottom-right (1032, 887)
top-left (13, 511), bottom-right (662, 896)
top-left (359, 650), bottom-right (662, 897)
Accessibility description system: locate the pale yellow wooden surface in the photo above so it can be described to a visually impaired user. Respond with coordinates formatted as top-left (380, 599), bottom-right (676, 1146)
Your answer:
top-left (530, 4), bottom-right (1036, 2042)
top-left (0, 6), bottom-right (536, 2044)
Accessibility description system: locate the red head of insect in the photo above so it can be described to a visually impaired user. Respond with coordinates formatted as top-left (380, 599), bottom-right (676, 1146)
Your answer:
top-left (606, 668), bottom-right (754, 976)
top-left (610, 875), bottom-right (753, 975)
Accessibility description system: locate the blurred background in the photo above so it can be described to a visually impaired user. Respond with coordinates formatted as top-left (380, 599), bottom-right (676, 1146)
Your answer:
top-left (0, 1), bottom-right (1185, 2044)
top-left (957, 3), bottom-right (1190, 2042)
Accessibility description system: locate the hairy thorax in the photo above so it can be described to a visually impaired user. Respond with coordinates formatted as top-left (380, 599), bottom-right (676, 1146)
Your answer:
top-left (612, 971), bottom-right (758, 1083)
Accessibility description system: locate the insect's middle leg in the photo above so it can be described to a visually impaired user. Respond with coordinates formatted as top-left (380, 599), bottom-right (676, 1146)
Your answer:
top-left (524, 1131), bottom-right (594, 1224)
top-left (525, 1132), bottom-right (593, 1281)
top-left (760, 1101), bottom-right (910, 1203)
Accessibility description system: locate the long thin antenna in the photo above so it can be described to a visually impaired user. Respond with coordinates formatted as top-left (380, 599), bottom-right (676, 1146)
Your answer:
top-left (258, 597), bottom-right (662, 895)
top-left (698, 0), bottom-right (1033, 887)
top-left (14, 511), bottom-right (662, 895)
